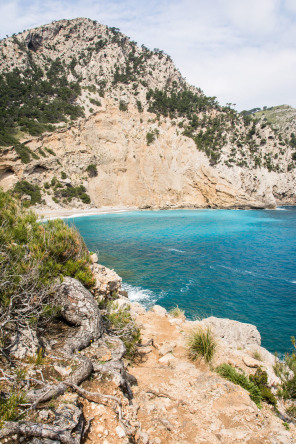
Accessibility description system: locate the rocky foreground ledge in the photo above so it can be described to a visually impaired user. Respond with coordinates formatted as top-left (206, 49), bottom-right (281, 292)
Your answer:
top-left (1, 256), bottom-right (295, 444)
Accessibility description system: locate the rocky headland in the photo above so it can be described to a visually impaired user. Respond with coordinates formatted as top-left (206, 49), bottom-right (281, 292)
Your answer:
top-left (1, 252), bottom-right (295, 444)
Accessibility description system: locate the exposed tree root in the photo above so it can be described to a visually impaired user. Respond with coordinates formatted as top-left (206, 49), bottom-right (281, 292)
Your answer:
top-left (56, 277), bottom-right (103, 355)
top-left (66, 381), bottom-right (122, 404)
top-left (65, 382), bottom-right (136, 437)
top-left (92, 334), bottom-right (137, 401)
top-left (136, 338), bottom-right (154, 347)
top-left (28, 354), bottom-right (93, 406)
top-left (1, 278), bottom-right (141, 443)
top-left (0, 421), bottom-right (77, 443)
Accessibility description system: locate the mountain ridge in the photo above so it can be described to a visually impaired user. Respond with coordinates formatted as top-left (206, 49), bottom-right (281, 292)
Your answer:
top-left (0, 17), bottom-right (295, 209)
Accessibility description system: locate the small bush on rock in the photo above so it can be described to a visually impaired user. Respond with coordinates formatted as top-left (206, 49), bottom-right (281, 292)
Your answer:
top-left (0, 391), bottom-right (27, 428)
top-left (86, 163), bottom-right (98, 177)
top-left (188, 326), bottom-right (216, 363)
top-left (249, 367), bottom-right (277, 406)
top-left (216, 363), bottom-right (262, 407)
top-left (274, 336), bottom-right (296, 400)
top-left (105, 303), bottom-right (141, 360)
top-left (169, 305), bottom-right (185, 318)
top-left (13, 181), bottom-right (41, 206)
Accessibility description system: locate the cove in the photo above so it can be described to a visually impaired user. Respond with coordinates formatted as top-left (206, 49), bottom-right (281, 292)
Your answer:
top-left (67, 208), bottom-right (296, 354)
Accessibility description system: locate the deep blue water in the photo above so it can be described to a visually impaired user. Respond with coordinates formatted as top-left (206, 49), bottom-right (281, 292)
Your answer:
top-left (67, 208), bottom-right (296, 354)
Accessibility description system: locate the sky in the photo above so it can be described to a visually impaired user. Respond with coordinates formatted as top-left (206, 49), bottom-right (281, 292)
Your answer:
top-left (0, 0), bottom-right (295, 111)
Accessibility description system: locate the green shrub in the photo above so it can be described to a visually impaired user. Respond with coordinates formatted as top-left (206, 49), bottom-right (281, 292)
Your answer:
top-left (0, 190), bottom-right (94, 348)
top-left (38, 147), bottom-right (47, 157)
top-left (216, 363), bottom-right (262, 407)
top-left (286, 405), bottom-right (296, 420)
top-left (54, 184), bottom-right (91, 204)
top-left (14, 144), bottom-right (32, 164)
top-left (89, 98), bottom-right (101, 106)
top-left (146, 132), bottom-right (155, 145)
top-left (119, 100), bottom-right (128, 111)
top-left (274, 336), bottom-right (296, 400)
top-left (44, 147), bottom-right (55, 156)
top-left (169, 305), bottom-right (185, 318)
top-left (61, 171), bottom-right (67, 179)
top-left (105, 304), bottom-right (141, 360)
top-left (13, 180), bottom-right (41, 205)
top-left (136, 100), bottom-right (143, 112)
top-left (86, 163), bottom-right (98, 177)
top-left (0, 391), bottom-right (27, 428)
top-left (249, 368), bottom-right (277, 406)
top-left (188, 326), bottom-right (216, 363)
top-left (252, 350), bottom-right (262, 361)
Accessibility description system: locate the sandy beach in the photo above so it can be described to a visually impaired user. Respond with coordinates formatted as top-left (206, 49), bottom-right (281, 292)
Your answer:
top-left (35, 206), bottom-right (138, 220)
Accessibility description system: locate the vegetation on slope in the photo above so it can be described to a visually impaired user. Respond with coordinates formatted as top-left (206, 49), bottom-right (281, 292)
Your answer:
top-left (0, 53), bottom-right (83, 146)
top-left (0, 189), bottom-right (94, 349)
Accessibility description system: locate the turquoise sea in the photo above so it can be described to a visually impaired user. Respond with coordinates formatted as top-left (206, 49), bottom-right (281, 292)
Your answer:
top-left (67, 208), bottom-right (296, 354)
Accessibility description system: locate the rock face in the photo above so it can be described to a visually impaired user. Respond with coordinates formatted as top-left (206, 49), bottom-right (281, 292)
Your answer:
top-left (1, 100), bottom-right (295, 210)
top-left (0, 18), bottom-right (295, 209)
top-left (91, 255), bottom-right (122, 301)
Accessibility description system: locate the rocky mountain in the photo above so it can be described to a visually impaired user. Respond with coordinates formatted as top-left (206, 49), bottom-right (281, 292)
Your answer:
top-left (0, 17), bottom-right (296, 209)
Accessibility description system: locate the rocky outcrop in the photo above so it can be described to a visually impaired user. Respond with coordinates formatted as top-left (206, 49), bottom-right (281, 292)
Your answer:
top-left (2, 257), bottom-right (296, 443)
top-left (91, 254), bottom-right (122, 301)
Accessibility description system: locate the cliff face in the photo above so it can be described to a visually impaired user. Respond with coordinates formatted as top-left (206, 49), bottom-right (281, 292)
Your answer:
top-left (0, 18), bottom-right (295, 209)
top-left (2, 100), bottom-right (295, 210)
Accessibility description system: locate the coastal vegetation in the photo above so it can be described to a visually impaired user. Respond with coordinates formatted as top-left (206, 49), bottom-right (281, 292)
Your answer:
top-left (274, 337), bottom-right (296, 400)
top-left (188, 326), bottom-right (216, 363)
top-left (0, 189), bottom-right (94, 337)
top-left (216, 364), bottom-right (277, 408)
top-left (216, 363), bottom-right (262, 407)
top-left (169, 305), bottom-right (185, 318)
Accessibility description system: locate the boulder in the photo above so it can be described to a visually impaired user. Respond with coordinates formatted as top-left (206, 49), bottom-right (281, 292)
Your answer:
top-left (91, 263), bottom-right (122, 301)
top-left (90, 253), bottom-right (98, 263)
top-left (242, 355), bottom-right (260, 368)
top-left (159, 342), bottom-right (175, 356)
top-left (10, 328), bottom-right (40, 359)
top-left (201, 317), bottom-right (261, 348)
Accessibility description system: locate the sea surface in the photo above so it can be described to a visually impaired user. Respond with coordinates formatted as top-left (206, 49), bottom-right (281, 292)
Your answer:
top-left (67, 208), bottom-right (296, 354)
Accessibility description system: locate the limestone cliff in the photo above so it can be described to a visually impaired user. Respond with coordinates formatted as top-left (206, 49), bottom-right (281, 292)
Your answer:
top-left (0, 18), bottom-right (295, 209)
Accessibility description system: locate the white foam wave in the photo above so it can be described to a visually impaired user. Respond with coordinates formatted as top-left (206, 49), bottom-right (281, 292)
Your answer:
top-left (167, 248), bottom-right (185, 253)
top-left (122, 283), bottom-right (158, 306)
top-left (180, 278), bottom-right (195, 293)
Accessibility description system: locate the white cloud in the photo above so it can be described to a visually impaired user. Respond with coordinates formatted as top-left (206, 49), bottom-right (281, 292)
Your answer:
top-left (0, 0), bottom-right (295, 110)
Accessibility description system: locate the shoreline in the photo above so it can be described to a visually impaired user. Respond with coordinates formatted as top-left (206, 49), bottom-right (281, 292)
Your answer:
top-left (35, 205), bottom-right (138, 220)
top-left (35, 204), bottom-right (295, 220)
